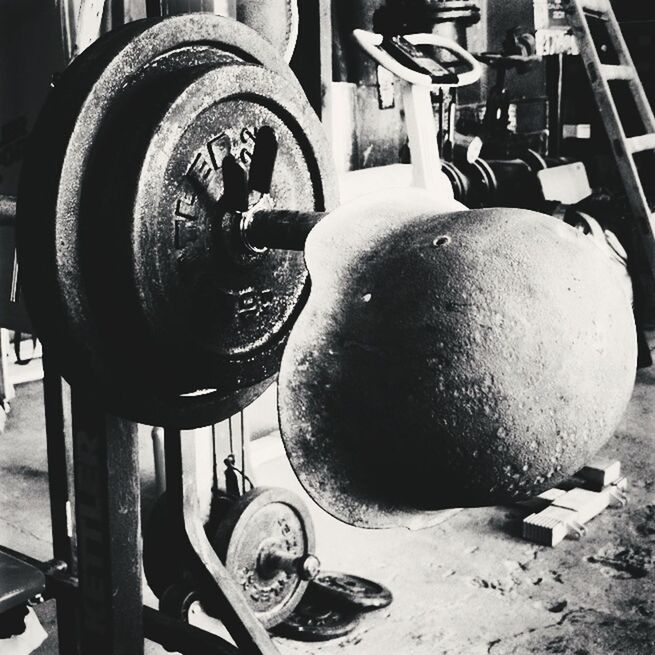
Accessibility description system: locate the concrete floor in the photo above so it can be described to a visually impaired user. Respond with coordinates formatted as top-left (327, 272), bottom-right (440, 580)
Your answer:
top-left (1, 359), bottom-right (654, 654)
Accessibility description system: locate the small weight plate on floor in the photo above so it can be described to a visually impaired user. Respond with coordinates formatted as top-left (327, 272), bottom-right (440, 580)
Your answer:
top-left (273, 587), bottom-right (361, 642)
top-left (210, 486), bottom-right (316, 628)
top-left (313, 571), bottom-right (393, 611)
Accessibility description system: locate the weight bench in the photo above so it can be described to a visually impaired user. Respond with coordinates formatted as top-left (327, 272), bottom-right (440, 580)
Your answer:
top-left (0, 550), bottom-right (45, 638)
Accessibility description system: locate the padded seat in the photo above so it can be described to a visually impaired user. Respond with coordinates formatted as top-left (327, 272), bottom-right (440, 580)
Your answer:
top-left (0, 551), bottom-right (45, 614)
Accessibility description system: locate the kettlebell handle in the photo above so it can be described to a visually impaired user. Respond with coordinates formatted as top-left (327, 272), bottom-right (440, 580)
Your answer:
top-left (567, 210), bottom-right (628, 267)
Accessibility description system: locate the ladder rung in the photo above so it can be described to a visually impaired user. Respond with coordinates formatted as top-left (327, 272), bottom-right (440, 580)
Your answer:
top-left (627, 134), bottom-right (655, 154)
top-left (600, 64), bottom-right (634, 80)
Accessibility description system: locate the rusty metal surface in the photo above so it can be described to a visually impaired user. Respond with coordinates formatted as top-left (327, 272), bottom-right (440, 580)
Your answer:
top-left (237, 0), bottom-right (298, 62)
top-left (211, 486), bottom-right (316, 628)
top-left (70, 386), bottom-right (142, 654)
top-left (145, 484), bottom-right (317, 629)
top-left (273, 585), bottom-right (362, 642)
top-left (17, 14), bottom-right (337, 428)
top-left (312, 571), bottom-right (393, 611)
top-left (130, 64), bottom-right (329, 394)
top-left (278, 189), bottom-right (637, 529)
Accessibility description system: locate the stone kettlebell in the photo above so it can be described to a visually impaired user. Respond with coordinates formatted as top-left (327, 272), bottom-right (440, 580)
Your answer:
top-left (278, 190), bottom-right (637, 529)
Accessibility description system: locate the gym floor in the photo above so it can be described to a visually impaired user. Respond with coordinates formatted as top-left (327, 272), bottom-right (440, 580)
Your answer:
top-left (1, 346), bottom-right (654, 654)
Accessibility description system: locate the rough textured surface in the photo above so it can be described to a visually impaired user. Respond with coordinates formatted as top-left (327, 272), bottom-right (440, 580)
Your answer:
top-left (237, 0), bottom-right (298, 62)
top-left (0, 354), bottom-right (654, 654)
top-left (17, 14), bottom-right (337, 429)
top-left (279, 191), bottom-right (637, 528)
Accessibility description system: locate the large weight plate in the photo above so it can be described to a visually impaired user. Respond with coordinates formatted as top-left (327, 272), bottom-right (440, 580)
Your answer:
top-left (17, 15), bottom-right (337, 428)
top-left (126, 64), bottom-right (323, 395)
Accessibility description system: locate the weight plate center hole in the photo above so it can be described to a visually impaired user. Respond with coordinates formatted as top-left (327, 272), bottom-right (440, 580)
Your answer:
top-left (256, 538), bottom-right (290, 579)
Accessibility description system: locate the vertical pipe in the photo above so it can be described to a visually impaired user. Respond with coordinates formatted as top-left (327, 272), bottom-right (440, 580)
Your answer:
top-left (403, 82), bottom-right (444, 191)
top-left (547, 54), bottom-right (564, 156)
top-left (75, 0), bottom-right (107, 55)
top-left (290, 0), bottom-right (332, 118)
top-left (59, 0), bottom-right (78, 61)
top-left (0, 329), bottom-right (14, 406)
top-left (151, 427), bottom-right (166, 496)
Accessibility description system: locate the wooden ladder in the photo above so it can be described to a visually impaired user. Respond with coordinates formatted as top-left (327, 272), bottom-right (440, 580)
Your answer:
top-left (565, 0), bottom-right (655, 284)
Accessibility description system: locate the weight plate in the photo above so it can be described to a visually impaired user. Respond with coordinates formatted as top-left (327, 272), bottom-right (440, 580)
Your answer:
top-left (459, 158), bottom-right (497, 207)
top-left (273, 586), bottom-right (361, 642)
top-left (211, 486), bottom-right (316, 628)
top-left (125, 64), bottom-right (324, 395)
top-left (237, 0), bottom-right (299, 63)
top-left (441, 161), bottom-right (468, 203)
top-left (313, 572), bottom-right (393, 611)
top-left (521, 148), bottom-right (548, 174)
top-left (17, 15), bottom-right (338, 428)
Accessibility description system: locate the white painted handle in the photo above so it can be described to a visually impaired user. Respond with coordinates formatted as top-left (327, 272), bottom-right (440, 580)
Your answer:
top-left (352, 28), bottom-right (482, 88)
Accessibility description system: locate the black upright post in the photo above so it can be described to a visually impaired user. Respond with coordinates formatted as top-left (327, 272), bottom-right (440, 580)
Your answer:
top-left (43, 356), bottom-right (80, 653)
top-left (290, 0), bottom-right (332, 118)
top-left (70, 386), bottom-right (141, 655)
top-left (546, 54), bottom-right (564, 157)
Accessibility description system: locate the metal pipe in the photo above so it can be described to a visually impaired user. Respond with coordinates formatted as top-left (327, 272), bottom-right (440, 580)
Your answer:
top-left (143, 606), bottom-right (238, 655)
top-left (151, 426), bottom-right (166, 496)
top-left (157, 0), bottom-right (236, 16)
top-left (75, 0), bottom-right (107, 56)
top-left (244, 209), bottom-right (326, 252)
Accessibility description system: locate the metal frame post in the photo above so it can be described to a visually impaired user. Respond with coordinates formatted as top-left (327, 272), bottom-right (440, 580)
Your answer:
top-left (164, 428), bottom-right (279, 655)
top-left (70, 385), bottom-right (141, 655)
top-left (42, 355), bottom-right (80, 652)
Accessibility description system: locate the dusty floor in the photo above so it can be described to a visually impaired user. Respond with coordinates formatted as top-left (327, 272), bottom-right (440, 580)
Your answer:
top-left (1, 360), bottom-right (654, 654)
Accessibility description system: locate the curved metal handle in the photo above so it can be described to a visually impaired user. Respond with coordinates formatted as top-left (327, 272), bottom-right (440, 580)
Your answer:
top-left (352, 29), bottom-right (482, 88)
top-left (353, 29), bottom-right (431, 86)
top-left (404, 33), bottom-right (482, 87)
top-left (569, 211), bottom-right (628, 266)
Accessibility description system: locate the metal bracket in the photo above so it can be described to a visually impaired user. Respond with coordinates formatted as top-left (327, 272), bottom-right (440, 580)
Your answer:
top-left (164, 428), bottom-right (279, 655)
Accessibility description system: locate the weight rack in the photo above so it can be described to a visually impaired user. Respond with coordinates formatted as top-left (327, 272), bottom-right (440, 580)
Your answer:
top-left (0, 1), bottom-right (331, 653)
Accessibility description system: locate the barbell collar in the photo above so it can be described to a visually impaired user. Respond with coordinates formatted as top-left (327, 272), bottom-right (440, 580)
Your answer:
top-left (257, 546), bottom-right (321, 582)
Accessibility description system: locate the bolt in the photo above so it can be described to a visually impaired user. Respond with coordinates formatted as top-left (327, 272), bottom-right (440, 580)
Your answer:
top-left (257, 540), bottom-right (321, 581)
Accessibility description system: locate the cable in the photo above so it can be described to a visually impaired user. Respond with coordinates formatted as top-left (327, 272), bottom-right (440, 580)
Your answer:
top-left (211, 424), bottom-right (218, 494)
top-left (240, 411), bottom-right (246, 494)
